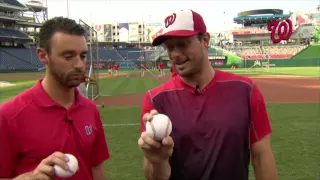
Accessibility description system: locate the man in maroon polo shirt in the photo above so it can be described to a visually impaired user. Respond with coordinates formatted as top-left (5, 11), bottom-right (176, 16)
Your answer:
top-left (138, 9), bottom-right (278, 180)
top-left (0, 17), bottom-right (109, 180)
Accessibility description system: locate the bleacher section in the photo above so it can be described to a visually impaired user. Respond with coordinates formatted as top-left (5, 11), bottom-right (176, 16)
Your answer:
top-left (161, 48), bottom-right (223, 57)
top-left (230, 45), bottom-right (306, 60)
top-left (0, 47), bottom-right (41, 70)
top-left (115, 47), bottom-right (163, 60)
top-left (0, 46), bottom-right (166, 71)
top-left (0, 0), bottom-right (50, 71)
top-left (98, 47), bottom-right (123, 61)
top-left (117, 47), bottom-right (140, 60)
top-left (232, 27), bottom-right (270, 35)
top-left (1, 0), bottom-right (25, 8)
top-left (0, 28), bottom-right (32, 40)
top-left (0, 44), bottom-right (308, 71)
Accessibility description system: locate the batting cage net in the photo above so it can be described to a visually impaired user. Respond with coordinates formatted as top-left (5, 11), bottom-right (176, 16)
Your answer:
top-left (126, 49), bottom-right (163, 78)
top-left (79, 19), bottom-right (100, 100)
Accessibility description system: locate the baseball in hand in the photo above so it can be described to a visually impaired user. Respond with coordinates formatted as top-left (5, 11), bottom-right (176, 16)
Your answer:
top-left (54, 154), bottom-right (79, 178)
top-left (146, 114), bottom-right (172, 141)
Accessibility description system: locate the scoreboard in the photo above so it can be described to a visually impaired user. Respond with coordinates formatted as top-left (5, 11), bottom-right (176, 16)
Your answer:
top-left (208, 55), bottom-right (227, 67)
top-left (159, 55), bottom-right (228, 67)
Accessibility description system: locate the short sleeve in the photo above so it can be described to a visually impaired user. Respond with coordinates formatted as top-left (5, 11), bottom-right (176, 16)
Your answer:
top-left (140, 92), bottom-right (155, 133)
top-left (249, 84), bottom-right (272, 145)
top-left (0, 106), bottom-right (16, 177)
top-left (91, 108), bottom-right (110, 166)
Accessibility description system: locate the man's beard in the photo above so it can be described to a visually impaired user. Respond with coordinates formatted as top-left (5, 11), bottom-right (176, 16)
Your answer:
top-left (49, 59), bottom-right (85, 88)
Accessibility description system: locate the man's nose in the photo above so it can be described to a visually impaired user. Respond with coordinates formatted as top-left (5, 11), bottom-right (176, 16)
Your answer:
top-left (74, 57), bottom-right (86, 69)
top-left (169, 48), bottom-right (184, 60)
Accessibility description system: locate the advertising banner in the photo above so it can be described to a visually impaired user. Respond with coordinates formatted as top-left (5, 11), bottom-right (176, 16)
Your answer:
top-left (129, 23), bottom-right (139, 42)
top-left (119, 23), bottom-right (129, 42)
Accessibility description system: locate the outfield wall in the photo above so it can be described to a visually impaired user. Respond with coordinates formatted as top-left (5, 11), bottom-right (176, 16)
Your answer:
top-left (1, 58), bottom-right (319, 73)
top-left (242, 58), bottom-right (320, 68)
top-left (291, 44), bottom-right (320, 59)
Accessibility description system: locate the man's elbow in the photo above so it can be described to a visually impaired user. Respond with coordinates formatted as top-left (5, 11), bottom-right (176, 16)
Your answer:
top-left (251, 149), bottom-right (275, 167)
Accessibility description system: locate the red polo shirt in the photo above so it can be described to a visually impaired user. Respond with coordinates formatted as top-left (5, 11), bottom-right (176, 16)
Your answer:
top-left (0, 80), bottom-right (109, 179)
top-left (159, 63), bottom-right (165, 70)
top-left (141, 65), bottom-right (146, 70)
top-left (140, 69), bottom-right (271, 180)
top-left (114, 64), bottom-right (119, 70)
top-left (170, 67), bottom-right (178, 78)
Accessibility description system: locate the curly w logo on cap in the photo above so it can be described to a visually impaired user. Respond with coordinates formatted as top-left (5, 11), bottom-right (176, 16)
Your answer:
top-left (152, 9), bottom-right (207, 46)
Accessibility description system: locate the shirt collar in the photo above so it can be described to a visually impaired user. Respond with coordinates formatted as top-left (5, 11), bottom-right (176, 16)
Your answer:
top-left (174, 70), bottom-right (218, 94)
top-left (33, 79), bottom-right (85, 108)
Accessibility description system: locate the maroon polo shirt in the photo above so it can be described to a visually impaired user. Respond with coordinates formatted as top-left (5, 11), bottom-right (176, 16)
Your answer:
top-left (0, 80), bottom-right (109, 179)
top-left (141, 70), bottom-right (272, 180)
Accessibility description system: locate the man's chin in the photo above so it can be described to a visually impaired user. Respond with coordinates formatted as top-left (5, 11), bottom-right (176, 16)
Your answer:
top-left (69, 85), bottom-right (80, 88)
top-left (177, 69), bottom-right (193, 77)
top-left (67, 82), bottom-right (82, 88)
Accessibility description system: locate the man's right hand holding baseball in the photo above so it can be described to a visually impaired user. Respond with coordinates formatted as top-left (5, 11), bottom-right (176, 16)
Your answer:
top-left (13, 152), bottom-right (69, 180)
top-left (138, 110), bottom-right (174, 180)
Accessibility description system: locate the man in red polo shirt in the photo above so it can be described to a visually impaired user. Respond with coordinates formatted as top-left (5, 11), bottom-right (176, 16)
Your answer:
top-left (108, 63), bottom-right (113, 75)
top-left (141, 63), bottom-right (146, 77)
top-left (113, 63), bottom-right (119, 75)
top-left (138, 9), bottom-right (278, 180)
top-left (159, 62), bottom-right (165, 76)
top-left (0, 17), bottom-right (109, 180)
top-left (170, 66), bottom-right (178, 78)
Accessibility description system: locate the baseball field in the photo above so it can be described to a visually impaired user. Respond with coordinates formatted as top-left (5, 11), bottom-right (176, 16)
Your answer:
top-left (0, 66), bottom-right (319, 180)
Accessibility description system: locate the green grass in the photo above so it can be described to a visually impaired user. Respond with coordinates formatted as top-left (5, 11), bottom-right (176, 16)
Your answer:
top-left (98, 77), bottom-right (161, 96)
top-left (0, 80), bottom-right (37, 102)
top-left (292, 44), bottom-right (320, 59)
top-left (1, 67), bottom-right (319, 179)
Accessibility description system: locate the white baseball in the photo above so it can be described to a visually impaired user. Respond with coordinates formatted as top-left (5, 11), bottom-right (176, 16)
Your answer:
top-left (54, 154), bottom-right (79, 178)
top-left (146, 114), bottom-right (172, 141)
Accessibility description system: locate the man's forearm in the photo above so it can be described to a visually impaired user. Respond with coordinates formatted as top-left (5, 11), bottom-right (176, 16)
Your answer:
top-left (252, 153), bottom-right (278, 180)
top-left (93, 162), bottom-right (107, 180)
top-left (143, 158), bottom-right (171, 180)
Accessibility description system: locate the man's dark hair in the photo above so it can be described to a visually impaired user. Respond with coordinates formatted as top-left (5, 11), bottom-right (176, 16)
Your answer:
top-left (38, 17), bottom-right (86, 54)
top-left (196, 33), bottom-right (204, 41)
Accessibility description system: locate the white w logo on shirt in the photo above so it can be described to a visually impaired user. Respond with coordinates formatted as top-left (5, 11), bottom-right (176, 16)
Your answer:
top-left (85, 125), bottom-right (93, 136)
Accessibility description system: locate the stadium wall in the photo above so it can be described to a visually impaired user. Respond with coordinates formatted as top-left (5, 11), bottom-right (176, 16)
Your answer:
top-left (103, 60), bottom-right (156, 69)
top-left (242, 58), bottom-right (320, 67)
top-left (291, 44), bottom-right (320, 59)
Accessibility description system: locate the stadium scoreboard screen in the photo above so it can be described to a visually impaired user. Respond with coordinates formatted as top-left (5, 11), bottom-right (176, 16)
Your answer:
top-left (208, 55), bottom-right (227, 67)
top-left (208, 55), bottom-right (227, 60)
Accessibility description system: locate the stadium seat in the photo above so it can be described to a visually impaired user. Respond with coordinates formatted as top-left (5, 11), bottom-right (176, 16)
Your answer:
top-left (230, 45), bottom-right (306, 60)
top-left (0, 47), bottom-right (43, 70)
top-left (2, 0), bottom-right (25, 8)
top-left (0, 28), bottom-right (31, 40)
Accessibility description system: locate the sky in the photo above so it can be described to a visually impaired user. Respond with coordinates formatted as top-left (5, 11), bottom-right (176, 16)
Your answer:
top-left (20, 0), bottom-right (320, 33)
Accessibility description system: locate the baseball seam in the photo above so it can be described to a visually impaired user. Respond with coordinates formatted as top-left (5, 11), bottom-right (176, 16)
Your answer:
top-left (164, 120), bottom-right (171, 137)
top-left (54, 165), bottom-right (76, 176)
top-left (150, 121), bottom-right (157, 139)
top-left (67, 165), bottom-right (76, 174)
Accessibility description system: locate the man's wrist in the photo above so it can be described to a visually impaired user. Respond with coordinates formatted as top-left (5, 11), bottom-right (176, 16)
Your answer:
top-left (151, 160), bottom-right (171, 180)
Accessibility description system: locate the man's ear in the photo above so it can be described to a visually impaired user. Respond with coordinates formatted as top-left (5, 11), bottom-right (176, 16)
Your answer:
top-left (203, 32), bottom-right (210, 48)
top-left (36, 47), bottom-right (49, 64)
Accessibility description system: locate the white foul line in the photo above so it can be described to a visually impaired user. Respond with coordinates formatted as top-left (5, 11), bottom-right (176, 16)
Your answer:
top-left (103, 123), bottom-right (140, 127)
